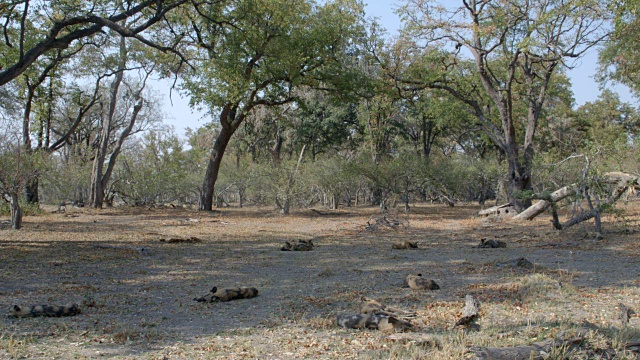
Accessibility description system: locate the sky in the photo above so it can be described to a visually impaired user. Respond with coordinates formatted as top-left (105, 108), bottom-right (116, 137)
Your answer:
top-left (159, 1), bottom-right (635, 136)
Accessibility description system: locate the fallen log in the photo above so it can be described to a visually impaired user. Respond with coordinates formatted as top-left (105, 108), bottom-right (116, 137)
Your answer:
top-left (559, 176), bottom-right (635, 231)
top-left (514, 173), bottom-right (640, 225)
top-left (478, 204), bottom-right (517, 218)
top-left (513, 185), bottom-right (576, 221)
top-left (470, 339), bottom-right (554, 360)
top-left (469, 328), bottom-right (591, 360)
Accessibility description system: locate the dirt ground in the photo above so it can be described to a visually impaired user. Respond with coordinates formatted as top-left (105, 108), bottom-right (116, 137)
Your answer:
top-left (0, 202), bottom-right (639, 359)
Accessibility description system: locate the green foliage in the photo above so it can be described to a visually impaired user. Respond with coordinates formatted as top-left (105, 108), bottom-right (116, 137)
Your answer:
top-left (112, 128), bottom-right (203, 206)
top-left (39, 156), bottom-right (92, 204)
top-left (293, 90), bottom-right (361, 158)
top-left (427, 154), bottom-right (501, 204)
top-left (599, 0), bottom-right (640, 94)
top-left (533, 90), bottom-right (640, 200)
top-left (307, 155), bottom-right (362, 207)
top-left (0, 199), bottom-right (43, 216)
top-left (182, 0), bottom-right (367, 113)
top-left (0, 137), bottom-right (49, 195)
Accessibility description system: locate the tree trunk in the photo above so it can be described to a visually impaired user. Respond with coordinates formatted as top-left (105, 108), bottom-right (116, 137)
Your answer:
top-left (90, 36), bottom-right (146, 209)
top-left (372, 188), bottom-right (383, 207)
top-left (90, 37), bottom-right (125, 208)
top-left (275, 145), bottom-right (306, 215)
top-left (22, 81), bottom-right (38, 204)
top-left (404, 190), bottom-right (410, 212)
top-left (9, 192), bottom-right (23, 229)
top-left (277, 197), bottom-right (290, 215)
top-left (24, 177), bottom-right (39, 203)
top-left (238, 187), bottom-right (244, 208)
top-left (514, 184), bottom-right (576, 220)
top-left (505, 151), bottom-right (533, 212)
top-left (200, 125), bottom-right (235, 211)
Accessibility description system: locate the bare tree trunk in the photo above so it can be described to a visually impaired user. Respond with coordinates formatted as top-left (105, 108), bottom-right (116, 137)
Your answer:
top-left (24, 178), bottom-right (38, 204)
top-left (200, 124), bottom-right (235, 211)
top-left (238, 187), bottom-right (244, 208)
top-left (90, 37), bottom-right (126, 208)
top-left (514, 184), bottom-right (576, 220)
top-left (505, 152), bottom-right (533, 211)
top-left (515, 173), bottom-right (639, 231)
top-left (276, 145), bottom-right (306, 215)
top-left (7, 192), bottom-right (23, 229)
top-left (89, 37), bottom-right (145, 209)
top-left (100, 97), bottom-right (143, 195)
top-left (22, 81), bottom-right (38, 204)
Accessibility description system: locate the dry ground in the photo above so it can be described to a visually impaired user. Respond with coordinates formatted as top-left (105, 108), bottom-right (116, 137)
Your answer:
top-left (0, 202), bottom-right (639, 359)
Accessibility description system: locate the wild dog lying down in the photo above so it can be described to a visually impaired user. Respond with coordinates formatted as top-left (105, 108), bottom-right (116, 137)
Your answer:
top-left (10, 304), bottom-right (80, 317)
top-left (336, 313), bottom-right (412, 332)
top-left (478, 238), bottom-right (507, 248)
top-left (392, 241), bottom-right (418, 250)
top-left (281, 239), bottom-right (314, 251)
top-left (194, 287), bottom-right (259, 302)
top-left (404, 274), bottom-right (440, 290)
top-left (360, 297), bottom-right (417, 318)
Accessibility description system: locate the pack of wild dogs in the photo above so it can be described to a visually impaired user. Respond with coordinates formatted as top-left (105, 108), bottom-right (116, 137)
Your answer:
top-left (9, 237), bottom-right (499, 333)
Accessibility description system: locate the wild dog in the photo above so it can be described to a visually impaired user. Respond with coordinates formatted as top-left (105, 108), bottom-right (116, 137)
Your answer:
top-left (392, 241), bottom-right (418, 250)
top-left (360, 297), bottom-right (417, 318)
top-left (193, 287), bottom-right (259, 302)
top-left (478, 238), bottom-right (506, 248)
top-left (281, 239), bottom-right (314, 251)
top-left (360, 298), bottom-right (392, 316)
top-left (404, 274), bottom-right (440, 290)
top-left (10, 304), bottom-right (80, 317)
top-left (336, 313), bottom-right (412, 332)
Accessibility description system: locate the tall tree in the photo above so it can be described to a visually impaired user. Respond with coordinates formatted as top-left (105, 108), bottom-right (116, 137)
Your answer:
top-left (0, 131), bottom-right (45, 229)
top-left (18, 48), bottom-right (98, 203)
top-left (599, 0), bottom-right (640, 94)
top-left (0, 0), bottom-right (190, 87)
top-left (392, 0), bottom-right (610, 211)
top-left (182, 0), bottom-right (366, 211)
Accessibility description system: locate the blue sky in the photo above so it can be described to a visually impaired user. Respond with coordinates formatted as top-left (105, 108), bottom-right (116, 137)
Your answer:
top-left (362, 1), bottom-right (633, 105)
top-left (161, 0), bottom-right (635, 135)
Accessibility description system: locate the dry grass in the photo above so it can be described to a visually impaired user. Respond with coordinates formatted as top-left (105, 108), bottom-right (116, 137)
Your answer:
top-left (1, 202), bottom-right (639, 359)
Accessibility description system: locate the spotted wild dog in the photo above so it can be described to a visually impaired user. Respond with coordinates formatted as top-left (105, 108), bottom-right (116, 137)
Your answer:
top-left (281, 239), bottom-right (314, 251)
top-left (392, 241), bottom-right (418, 250)
top-left (336, 313), bottom-right (412, 332)
top-left (404, 274), bottom-right (440, 290)
top-left (478, 238), bottom-right (506, 248)
top-left (360, 297), bottom-right (417, 318)
top-left (194, 287), bottom-right (259, 302)
top-left (10, 304), bottom-right (80, 317)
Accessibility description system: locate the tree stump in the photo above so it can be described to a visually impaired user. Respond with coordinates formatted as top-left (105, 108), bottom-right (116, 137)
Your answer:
top-left (454, 295), bottom-right (480, 327)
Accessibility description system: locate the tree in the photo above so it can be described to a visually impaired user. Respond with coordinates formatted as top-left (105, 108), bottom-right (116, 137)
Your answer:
top-left (574, 90), bottom-right (640, 146)
top-left (18, 50), bottom-right (100, 204)
top-left (293, 89), bottom-right (360, 161)
top-left (114, 127), bottom-right (200, 206)
top-left (0, 132), bottom-right (45, 229)
top-left (392, 0), bottom-right (611, 211)
top-left (599, 0), bottom-right (640, 95)
top-left (182, 0), bottom-right (366, 211)
top-left (0, 0), bottom-right (190, 87)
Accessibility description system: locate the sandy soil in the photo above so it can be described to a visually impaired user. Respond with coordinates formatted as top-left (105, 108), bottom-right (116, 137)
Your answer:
top-left (0, 203), bottom-right (639, 359)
